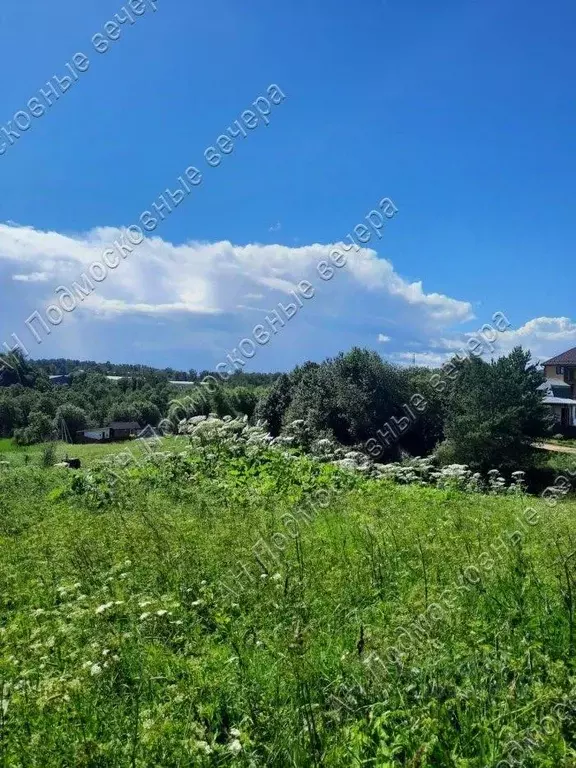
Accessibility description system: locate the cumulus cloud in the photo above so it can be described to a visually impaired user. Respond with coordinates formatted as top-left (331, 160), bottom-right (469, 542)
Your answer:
top-left (488, 317), bottom-right (576, 361)
top-left (411, 317), bottom-right (576, 369)
top-left (1, 222), bottom-right (573, 370)
top-left (0, 223), bottom-right (473, 328)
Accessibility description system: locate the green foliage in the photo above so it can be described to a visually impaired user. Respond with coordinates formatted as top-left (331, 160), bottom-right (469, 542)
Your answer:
top-left (262, 349), bottom-right (408, 448)
top-left (0, 359), bottom-right (273, 441)
top-left (13, 410), bottom-right (54, 445)
top-left (40, 441), bottom-right (57, 467)
top-left (0, 443), bottom-right (576, 765)
top-left (439, 347), bottom-right (552, 472)
top-left (401, 366), bottom-right (446, 455)
top-left (254, 373), bottom-right (293, 436)
top-left (108, 401), bottom-right (142, 424)
top-left (168, 385), bottom-right (260, 429)
top-left (54, 403), bottom-right (88, 442)
top-left (0, 397), bottom-right (22, 437)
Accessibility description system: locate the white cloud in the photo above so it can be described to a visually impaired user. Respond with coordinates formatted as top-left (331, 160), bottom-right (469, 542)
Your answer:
top-left (489, 317), bottom-right (576, 361)
top-left (12, 272), bottom-right (49, 282)
top-left (3, 223), bottom-right (574, 371)
top-left (0, 223), bottom-right (473, 329)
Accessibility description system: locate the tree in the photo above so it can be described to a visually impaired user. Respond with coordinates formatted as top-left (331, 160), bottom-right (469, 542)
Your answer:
top-left (27, 411), bottom-right (54, 443)
top-left (54, 404), bottom-right (88, 443)
top-left (131, 400), bottom-right (161, 427)
top-left (0, 351), bottom-right (38, 388)
top-left (228, 387), bottom-right (259, 419)
top-left (255, 374), bottom-right (294, 436)
top-left (400, 367), bottom-right (446, 456)
top-left (108, 403), bottom-right (141, 424)
top-left (0, 398), bottom-right (21, 437)
top-left (282, 349), bottom-right (407, 447)
top-left (437, 347), bottom-right (551, 472)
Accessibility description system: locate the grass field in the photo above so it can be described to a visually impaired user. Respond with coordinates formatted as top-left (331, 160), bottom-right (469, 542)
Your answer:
top-left (0, 436), bottom-right (185, 468)
top-left (1, 439), bottom-right (576, 766)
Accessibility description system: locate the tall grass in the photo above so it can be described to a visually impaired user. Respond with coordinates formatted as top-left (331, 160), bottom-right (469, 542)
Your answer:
top-left (0, 448), bottom-right (575, 766)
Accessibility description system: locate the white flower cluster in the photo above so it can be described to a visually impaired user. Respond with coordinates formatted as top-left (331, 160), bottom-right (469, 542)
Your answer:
top-left (178, 414), bottom-right (273, 455)
top-left (377, 459), bottom-right (526, 495)
top-left (127, 415), bottom-right (527, 495)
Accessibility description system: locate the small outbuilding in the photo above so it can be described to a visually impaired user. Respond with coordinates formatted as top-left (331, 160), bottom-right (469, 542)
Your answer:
top-left (76, 427), bottom-right (111, 443)
top-left (109, 421), bottom-right (141, 440)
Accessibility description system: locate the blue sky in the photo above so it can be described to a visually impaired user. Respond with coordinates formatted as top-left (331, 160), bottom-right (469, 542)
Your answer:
top-left (1, 0), bottom-right (575, 371)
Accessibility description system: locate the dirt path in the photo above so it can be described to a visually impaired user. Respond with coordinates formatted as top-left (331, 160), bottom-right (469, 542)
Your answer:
top-left (532, 442), bottom-right (576, 455)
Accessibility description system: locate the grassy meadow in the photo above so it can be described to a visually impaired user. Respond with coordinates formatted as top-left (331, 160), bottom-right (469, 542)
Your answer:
top-left (0, 436), bottom-right (184, 468)
top-left (1, 438), bottom-right (576, 766)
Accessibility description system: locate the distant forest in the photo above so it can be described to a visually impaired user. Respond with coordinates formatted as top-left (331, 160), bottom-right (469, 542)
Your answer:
top-left (0, 353), bottom-right (279, 446)
top-left (31, 358), bottom-right (281, 386)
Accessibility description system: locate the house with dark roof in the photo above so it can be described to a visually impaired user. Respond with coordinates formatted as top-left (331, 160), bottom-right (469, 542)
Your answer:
top-left (108, 421), bottom-right (141, 440)
top-left (540, 347), bottom-right (576, 428)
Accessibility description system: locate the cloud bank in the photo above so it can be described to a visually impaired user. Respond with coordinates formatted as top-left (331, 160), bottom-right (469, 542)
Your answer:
top-left (0, 223), bottom-right (574, 368)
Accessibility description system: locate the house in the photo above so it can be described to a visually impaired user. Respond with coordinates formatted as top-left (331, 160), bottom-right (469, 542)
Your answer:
top-left (76, 427), bottom-right (111, 443)
top-left (108, 421), bottom-right (141, 440)
top-left (540, 347), bottom-right (576, 429)
top-left (76, 422), bottom-right (141, 443)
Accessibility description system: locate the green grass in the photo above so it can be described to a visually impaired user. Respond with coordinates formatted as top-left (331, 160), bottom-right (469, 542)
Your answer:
top-left (1, 445), bottom-right (576, 765)
top-left (548, 437), bottom-right (576, 448)
top-left (544, 449), bottom-right (576, 477)
top-left (0, 436), bottom-right (185, 468)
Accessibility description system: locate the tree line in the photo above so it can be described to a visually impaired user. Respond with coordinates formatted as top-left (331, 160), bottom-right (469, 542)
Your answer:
top-left (0, 347), bottom-right (552, 472)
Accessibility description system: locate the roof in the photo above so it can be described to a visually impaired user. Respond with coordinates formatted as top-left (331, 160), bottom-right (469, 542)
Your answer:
top-left (543, 396), bottom-right (576, 406)
top-left (539, 378), bottom-right (572, 398)
top-left (544, 347), bottom-right (576, 365)
top-left (109, 421), bottom-right (141, 430)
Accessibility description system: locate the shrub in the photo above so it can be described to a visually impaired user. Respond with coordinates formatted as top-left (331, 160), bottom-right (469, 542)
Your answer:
top-left (40, 442), bottom-right (57, 468)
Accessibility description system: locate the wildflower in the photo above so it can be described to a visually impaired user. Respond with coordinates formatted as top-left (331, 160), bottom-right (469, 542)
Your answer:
top-left (230, 728), bottom-right (241, 737)
top-left (190, 599), bottom-right (203, 607)
top-left (156, 609), bottom-right (169, 617)
top-left (138, 600), bottom-right (153, 608)
top-left (271, 573), bottom-right (282, 582)
top-left (228, 738), bottom-right (242, 755)
top-left (95, 602), bottom-right (113, 615)
top-left (196, 741), bottom-right (212, 754)
top-left (139, 612), bottom-right (151, 621)
top-left (90, 663), bottom-right (102, 676)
